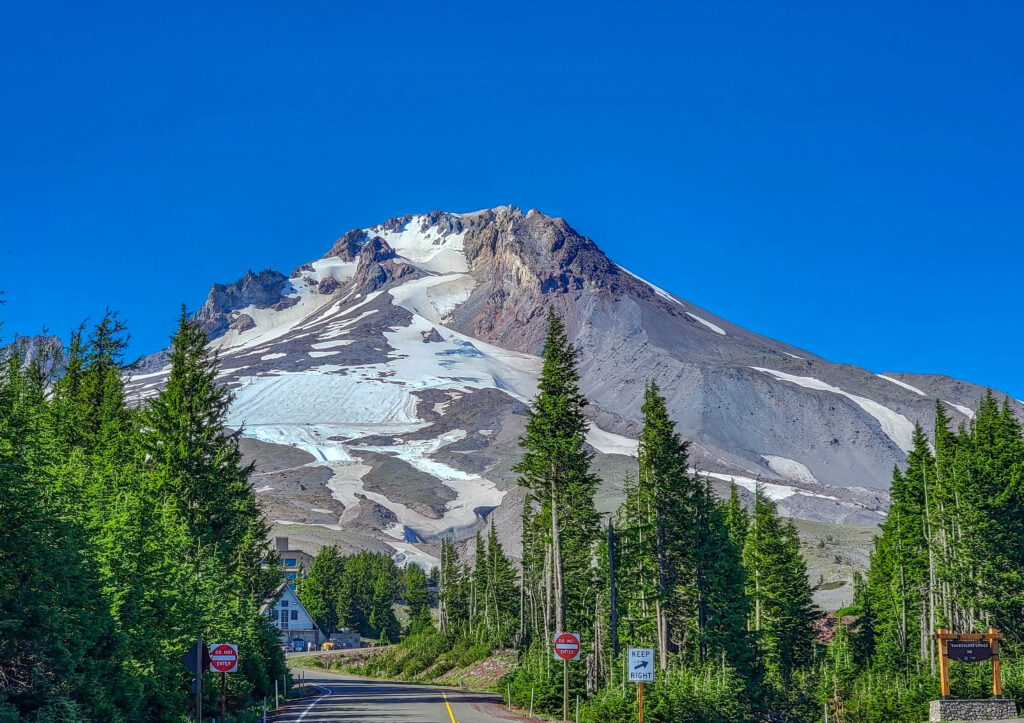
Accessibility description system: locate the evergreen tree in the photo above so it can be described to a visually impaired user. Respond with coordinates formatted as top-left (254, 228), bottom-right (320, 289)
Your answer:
top-left (867, 426), bottom-right (933, 668)
top-left (619, 381), bottom-right (694, 668)
top-left (370, 573), bottom-right (400, 642)
top-left (0, 338), bottom-right (133, 720)
top-left (298, 545), bottom-right (345, 633)
top-left (485, 521), bottom-right (521, 648)
top-left (514, 309), bottom-right (600, 639)
top-left (141, 309), bottom-right (284, 712)
top-left (743, 488), bottom-right (817, 683)
top-left (404, 564), bottom-right (433, 635)
top-left (438, 538), bottom-right (468, 633)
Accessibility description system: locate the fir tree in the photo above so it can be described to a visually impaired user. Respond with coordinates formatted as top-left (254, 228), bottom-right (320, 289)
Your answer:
top-left (141, 309), bottom-right (284, 712)
top-left (743, 488), bottom-right (817, 683)
top-left (514, 309), bottom-right (600, 638)
top-left (404, 564), bottom-right (433, 635)
top-left (298, 545), bottom-right (345, 633)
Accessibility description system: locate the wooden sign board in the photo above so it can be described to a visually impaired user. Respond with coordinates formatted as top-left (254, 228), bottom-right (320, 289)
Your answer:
top-left (935, 628), bottom-right (1003, 699)
top-left (946, 640), bottom-right (993, 663)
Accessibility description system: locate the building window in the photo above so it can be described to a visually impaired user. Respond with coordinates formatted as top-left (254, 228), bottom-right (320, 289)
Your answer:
top-left (285, 572), bottom-right (297, 580)
top-left (281, 600), bottom-right (289, 607)
top-left (291, 610), bottom-right (298, 621)
top-left (284, 558), bottom-right (297, 567)
top-left (280, 610), bottom-right (288, 622)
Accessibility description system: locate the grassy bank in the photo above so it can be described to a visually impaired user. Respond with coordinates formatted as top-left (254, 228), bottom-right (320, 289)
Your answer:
top-left (298, 632), bottom-right (516, 692)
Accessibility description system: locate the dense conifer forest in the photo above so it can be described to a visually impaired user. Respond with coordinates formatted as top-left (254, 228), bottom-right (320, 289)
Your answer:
top-left (312, 311), bottom-right (1024, 723)
top-left (0, 312), bottom-right (286, 721)
top-left (2, 308), bottom-right (1022, 722)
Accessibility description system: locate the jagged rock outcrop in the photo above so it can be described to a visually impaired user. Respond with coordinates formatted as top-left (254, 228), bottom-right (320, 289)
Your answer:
top-left (351, 237), bottom-right (418, 293)
top-left (322, 228), bottom-right (368, 261)
top-left (193, 269), bottom-right (289, 337)
top-left (122, 205), bottom-right (1023, 580)
top-left (0, 334), bottom-right (63, 374)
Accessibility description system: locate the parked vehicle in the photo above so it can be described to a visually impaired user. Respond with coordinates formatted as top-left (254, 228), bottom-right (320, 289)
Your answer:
top-left (321, 641), bottom-right (337, 651)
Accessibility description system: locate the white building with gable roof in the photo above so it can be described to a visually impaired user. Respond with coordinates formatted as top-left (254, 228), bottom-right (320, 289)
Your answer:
top-left (260, 582), bottom-right (324, 651)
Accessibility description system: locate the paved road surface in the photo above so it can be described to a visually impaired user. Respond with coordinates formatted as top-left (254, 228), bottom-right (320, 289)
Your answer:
top-left (274, 666), bottom-right (538, 723)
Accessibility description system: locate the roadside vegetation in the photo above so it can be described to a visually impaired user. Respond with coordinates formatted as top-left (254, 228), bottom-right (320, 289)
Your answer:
top-left (5, 304), bottom-right (1023, 722)
top-left (0, 312), bottom-right (286, 721)
top-left (298, 310), bottom-right (1024, 722)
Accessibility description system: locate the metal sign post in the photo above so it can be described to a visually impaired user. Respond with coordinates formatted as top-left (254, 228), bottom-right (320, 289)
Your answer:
top-left (553, 633), bottom-right (581, 723)
top-left (196, 637), bottom-right (203, 722)
top-left (208, 643), bottom-right (238, 720)
top-left (628, 648), bottom-right (655, 723)
top-left (181, 637), bottom-right (211, 721)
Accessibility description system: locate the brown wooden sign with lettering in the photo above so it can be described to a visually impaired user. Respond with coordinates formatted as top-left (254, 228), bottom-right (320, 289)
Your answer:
top-left (935, 628), bottom-right (1003, 699)
top-left (946, 640), bottom-right (994, 662)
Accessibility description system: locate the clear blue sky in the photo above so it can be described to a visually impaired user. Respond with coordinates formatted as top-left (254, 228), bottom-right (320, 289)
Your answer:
top-left (1, 1), bottom-right (1021, 397)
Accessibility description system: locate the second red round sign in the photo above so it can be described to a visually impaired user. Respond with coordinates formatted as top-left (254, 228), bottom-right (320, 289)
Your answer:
top-left (209, 643), bottom-right (238, 673)
top-left (553, 632), bottom-right (581, 661)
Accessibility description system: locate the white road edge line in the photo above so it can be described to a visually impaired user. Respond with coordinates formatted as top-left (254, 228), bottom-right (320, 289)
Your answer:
top-left (295, 685), bottom-right (332, 722)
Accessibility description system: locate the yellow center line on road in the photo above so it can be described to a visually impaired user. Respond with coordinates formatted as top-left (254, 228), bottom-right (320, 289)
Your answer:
top-left (442, 691), bottom-right (459, 723)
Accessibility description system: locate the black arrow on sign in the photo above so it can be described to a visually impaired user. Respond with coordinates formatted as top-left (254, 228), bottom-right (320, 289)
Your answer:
top-left (634, 660), bottom-right (650, 670)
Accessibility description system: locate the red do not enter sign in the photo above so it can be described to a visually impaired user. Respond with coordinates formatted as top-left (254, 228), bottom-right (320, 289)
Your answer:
top-left (209, 643), bottom-right (238, 673)
top-left (554, 632), bottom-right (581, 661)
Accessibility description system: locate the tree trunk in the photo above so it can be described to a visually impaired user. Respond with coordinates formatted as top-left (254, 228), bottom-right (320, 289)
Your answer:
top-left (655, 507), bottom-right (670, 670)
top-left (608, 521), bottom-right (620, 658)
top-left (552, 486), bottom-right (565, 635)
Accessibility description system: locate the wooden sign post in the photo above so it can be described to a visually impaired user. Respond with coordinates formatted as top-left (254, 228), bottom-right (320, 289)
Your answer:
top-left (935, 628), bottom-right (1003, 698)
top-left (627, 648), bottom-right (654, 723)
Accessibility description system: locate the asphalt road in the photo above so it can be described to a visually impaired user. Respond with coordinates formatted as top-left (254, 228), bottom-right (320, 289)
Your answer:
top-left (273, 666), bottom-right (539, 723)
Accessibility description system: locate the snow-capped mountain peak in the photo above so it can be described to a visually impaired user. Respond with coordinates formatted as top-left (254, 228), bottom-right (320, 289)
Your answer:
top-left (126, 205), bottom-right (1022, 570)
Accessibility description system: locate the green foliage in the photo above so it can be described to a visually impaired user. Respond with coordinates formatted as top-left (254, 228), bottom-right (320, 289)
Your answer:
top-left (298, 545), bottom-right (345, 632)
top-left (0, 347), bottom-right (132, 720)
top-left (821, 393), bottom-right (1024, 721)
top-left (0, 309), bottom-right (286, 720)
top-left (404, 563), bottom-right (432, 635)
top-left (742, 488), bottom-right (818, 685)
top-left (347, 631), bottom-right (492, 682)
top-left (580, 662), bottom-right (754, 723)
top-left (332, 549), bottom-right (401, 640)
top-left (515, 309), bottom-right (600, 638)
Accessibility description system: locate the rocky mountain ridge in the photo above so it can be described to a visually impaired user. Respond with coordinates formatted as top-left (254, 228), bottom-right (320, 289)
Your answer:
top-left (121, 206), bottom-right (1023, 575)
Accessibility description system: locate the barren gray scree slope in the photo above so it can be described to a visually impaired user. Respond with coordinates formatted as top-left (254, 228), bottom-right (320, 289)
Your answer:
top-left (123, 206), bottom-right (1021, 586)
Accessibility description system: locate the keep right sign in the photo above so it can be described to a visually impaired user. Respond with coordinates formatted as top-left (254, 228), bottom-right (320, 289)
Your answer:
top-left (628, 647), bottom-right (655, 682)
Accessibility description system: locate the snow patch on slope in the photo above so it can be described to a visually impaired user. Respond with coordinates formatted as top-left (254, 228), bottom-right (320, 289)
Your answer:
top-left (388, 274), bottom-right (477, 324)
top-left (751, 367), bottom-right (916, 453)
top-left (616, 265), bottom-right (685, 307)
top-left (387, 541), bottom-right (440, 571)
top-left (686, 312), bottom-right (726, 335)
top-left (943, 400), bottom-right (975, 419)
top-left (877, 374), bottom-right (927, 396)
top-left (370, 217), bottom-right (469, 275)
top-left (697, 471), bottom-right (839, 504)
top-left (763, 455), bottom-right (818, 484)
top-left (586, 426), bottom-right (639, 456)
